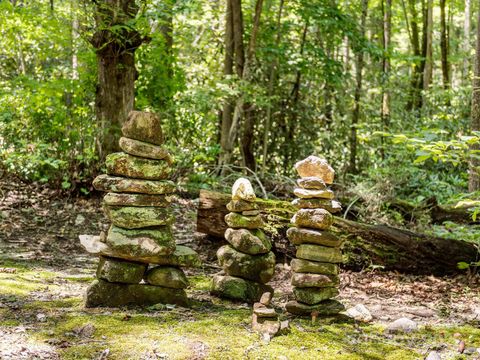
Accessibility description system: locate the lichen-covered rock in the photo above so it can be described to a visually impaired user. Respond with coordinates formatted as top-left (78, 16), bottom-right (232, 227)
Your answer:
top-left (93, 175), bottom-right (176, 194)
top-left (287, 227), bottom-right (342, 247)
top-left (291, 209), bottom-right (333, 230)
top-left (293, 188), bottom-right (335, 200)
top-left (210, 274), bottom-right (273, 303)
top-left (106, 225), bottom-right (175, 258)
top-left (119, 137), bottom-right (173, 163)
top-left (296, 244), bottom-right (343, 263)
top-left (225, 212), bottom-right (264, 229)
top-left (285, 299), bottom-right (345, 316)
top-left (152, 246), bottom-right (202, 268)
top-left (105, 152), bottom-right (171, 180)
top-left (96, 256), bottom-right (147, 284)
top-left (145, 266), bottom-right (189, 289)
top-left (226, 200), bottom-right (259, 212)
top-left (294, 156), bottom-right (335, 184)
top-left (293, 287), bottom-right (339, 305)
top-left (291, 273), bottom-right (339, 288)
top-left (290, 259), bottom-right (339, 275)
top-left (224, 228), bottom-right (271, 255)
top-left (231, 178), bottom-right (256, 201)
top-left (297, 177), bottom-right (326, 190)
top-left (122, 111), bottom-right (164, 145)
top-left (103, 205), bottom-right (174, 229)
top-left (103, 193), bottom-right (172, 207)
top-left (291, 198), bottom-right (342, 213)
top-left (217, 245), bottom-right (275, 283)
top-left (85, 279), bottom-right (189, 308)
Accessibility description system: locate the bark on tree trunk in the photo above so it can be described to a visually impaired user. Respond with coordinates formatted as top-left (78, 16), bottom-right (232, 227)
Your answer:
top-left (440, 0), bottom-right (450, 90)
top-left (463, 0), bottom-right (471, 80)
top-left (196, 190), bottom-right (479, 275)
top-left (468, 2), bottom-right (480, 192)
top-left (406, 0), bottom-right (423, 110)
top-left (349, 0), bottom-right (368, 174)
top-left (380, 0), bottom-right (392, 159)
top-left (423, 0), bottom-right (433, 90)
top-left (90, 0), bottom-right (144, 162)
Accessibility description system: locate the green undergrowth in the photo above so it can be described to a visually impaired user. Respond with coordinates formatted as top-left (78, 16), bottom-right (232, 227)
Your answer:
top-left (1, 260), bottom-right (479, 359)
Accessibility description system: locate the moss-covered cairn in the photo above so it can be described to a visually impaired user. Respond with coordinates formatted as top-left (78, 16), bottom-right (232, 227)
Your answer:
top-left (80, 111), bottom-right (200, 308)
top-left (211, 178), bottom-right (275, 303)
top-left (285, 155), bottom-right (345, 316)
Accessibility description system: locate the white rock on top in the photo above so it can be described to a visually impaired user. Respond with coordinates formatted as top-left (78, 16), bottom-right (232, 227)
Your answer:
top-left (294, 156), bottom-right (334, 184)
top-left (232, 178), bottom-right (256, 202)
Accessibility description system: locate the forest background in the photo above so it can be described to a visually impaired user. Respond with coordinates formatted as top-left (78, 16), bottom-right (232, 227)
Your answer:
top-left (2, 0), bottom-right (480, 241)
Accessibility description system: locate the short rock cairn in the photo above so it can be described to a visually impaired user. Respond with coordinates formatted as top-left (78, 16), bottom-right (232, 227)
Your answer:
top-left (211, 178), bottom-right (276, 303)
top-left (285, 156), bottom-right (345, 316)
top-left (80, 111), bottom-right (200, 308)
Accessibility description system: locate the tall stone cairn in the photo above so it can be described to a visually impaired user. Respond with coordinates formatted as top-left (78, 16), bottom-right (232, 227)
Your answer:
top-left (285, 156), bottom-right (345, 316)
top-left (211, 178), bottom-right (276, 303)
top-left (80, 111), bottom-right (201, 308)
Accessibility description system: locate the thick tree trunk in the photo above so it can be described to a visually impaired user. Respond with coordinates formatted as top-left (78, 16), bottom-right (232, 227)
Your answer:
top-left (469, 3), bottom-right (480, 191)
top-left (90, 0), bottom-right (144, 162)
top-left (349, 0), bottom-right (368, 174)
top-left (197, 190), bottom-right (479, 275)
top-left (464, 0), bottom-right (471, 80)
top-left (406, 0), bottom-right (423, 110)
top-left (423, 0), bottom-right (433, 90)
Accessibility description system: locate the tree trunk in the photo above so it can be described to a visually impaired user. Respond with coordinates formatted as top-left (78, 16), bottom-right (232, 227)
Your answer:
top-left (468, 2), bottom-right (480, 191)
top-left (440, 0), bottom-right (450, 90)
top-left (380, 0), bottom-right (392, 159)
top-left (423, 0), bottom-right (433, 90)
top-left (406, 0), bottom-right (423, 110)
top-left (349, 0), bottom-right (368, 174)
top-left (464, 0), bottom-right (471, 80)
top-left (90, 0), bottom-right (144, 162)
top-left (196, 190), bottom-right (479, 275)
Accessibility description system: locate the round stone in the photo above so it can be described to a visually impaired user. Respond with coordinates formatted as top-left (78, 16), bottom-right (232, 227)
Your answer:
top-left (224, 228), bottom-right (271, 255)
top-left (225, 212), bottom-right (264, 229)
top-left (232, 178), bottom-right (256, 201)
top-left (210, 274), bottom-right (273, 303)
top-left (291, 209), bottom-right (333, 230)
top-left (294, 156), bottom-right (335, 183)
top-left (96, 256), bottom-right (147, 284)
top-left (145, 266), bottom-right (189, 289)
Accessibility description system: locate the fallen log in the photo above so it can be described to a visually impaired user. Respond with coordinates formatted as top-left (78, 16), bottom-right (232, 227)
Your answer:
top-left (196, 190), bottom-right (479, 275)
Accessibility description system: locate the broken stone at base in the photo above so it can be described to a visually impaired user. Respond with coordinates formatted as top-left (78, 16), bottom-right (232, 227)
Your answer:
top-left (210, 274), bottom-right (273, 303)
top-left (85, 279), bottom-right (189, 308)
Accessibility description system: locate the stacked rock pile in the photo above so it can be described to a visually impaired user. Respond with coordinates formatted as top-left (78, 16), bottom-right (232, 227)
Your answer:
top-left (252, 292), bottom-right (289, 339)
top-left (80, 111), bottom-right (200, 308)
top-left (211, 178), bottom-right (275, 303)
top-left (285, 155), bottom-right (345, 316)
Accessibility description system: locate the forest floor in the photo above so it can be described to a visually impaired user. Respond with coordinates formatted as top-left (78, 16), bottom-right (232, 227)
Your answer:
top-left (1, 178), bottom-right (480, 360)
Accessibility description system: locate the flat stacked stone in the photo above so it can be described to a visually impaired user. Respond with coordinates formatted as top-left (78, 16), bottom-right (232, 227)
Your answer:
top-left (80, 111), bottom-right (200, 308)
top-left (211, 178), bottom-right (275, 303)
top-left (285, 156), bottom-right (345, 316)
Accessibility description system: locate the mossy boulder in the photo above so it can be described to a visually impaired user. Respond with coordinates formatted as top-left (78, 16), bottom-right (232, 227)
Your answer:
top-left (296, 244), bottom-right (343, 263)
top-left (226, 200), bottom-right (259, 212)
top-left (210, 274), bottom-right (273, 303)
top-left (103, 205), bottom-right (174, 229)
top-left (217, 245), bottom-right (275, 283)
top-left (93, 175), bottom-right (176, 194)
top-left (145, 266), bottom-right (189, 289)
top-left (293, 287), bottom-right (339, 305)
top-left (224, 212), bottom-right (264, 229)
top-left (96, 256), bottom-right (147, 284)
top-left (290, 259), bottom-right (339, 275)
top-left (122, 111), bottom-right (164, 145)
top-left (119, 137), bottom-right (173, 163)
top-left (105, 152), bottom-right (171, 180)
top-left (106, 225), bottom-right (175, 258)
top-left (103, 193), bottom-right (172, 207)
top-left (285, 299), bottom-right (345, 316)
top-left (291, 209), bottom-right (333, 230)
top-left (85, 279), bottom-right (189, 308)
top-left (224, 228), bottom-right (271, 255)
top-left (291, 272), bottom-right (339, 288)
top-left (287, 227), bottom-right (342, 247)
top-left (291, 198), bottom-right (342, 213)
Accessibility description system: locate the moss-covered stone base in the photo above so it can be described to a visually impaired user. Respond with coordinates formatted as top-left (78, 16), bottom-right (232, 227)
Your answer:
top-left (96, 256), bottom-right (146, 284)
top-left (210, 274), bottom-right (273, 303)
top-left (293, 287), bottom-right (339, 305)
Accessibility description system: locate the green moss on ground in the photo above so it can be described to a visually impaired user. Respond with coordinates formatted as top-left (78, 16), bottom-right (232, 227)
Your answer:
top-left (1, 261), bottom-right (479, 360)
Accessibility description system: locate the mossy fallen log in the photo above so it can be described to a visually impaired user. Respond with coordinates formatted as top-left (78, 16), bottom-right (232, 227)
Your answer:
top-left (196, 190), bottom-right (479, 275)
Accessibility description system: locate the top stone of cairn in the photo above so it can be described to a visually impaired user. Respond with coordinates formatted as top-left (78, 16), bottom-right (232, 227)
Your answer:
top-left (122, 111), bottom-right (164, 145)
top-left (232, 178), bottom-right (256, 202)
top-left (294, 155), bottom-right (334, 184)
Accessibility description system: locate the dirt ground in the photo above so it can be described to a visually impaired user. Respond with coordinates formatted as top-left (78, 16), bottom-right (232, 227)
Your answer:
top-left (1, 177), bottom-right (480, 359)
